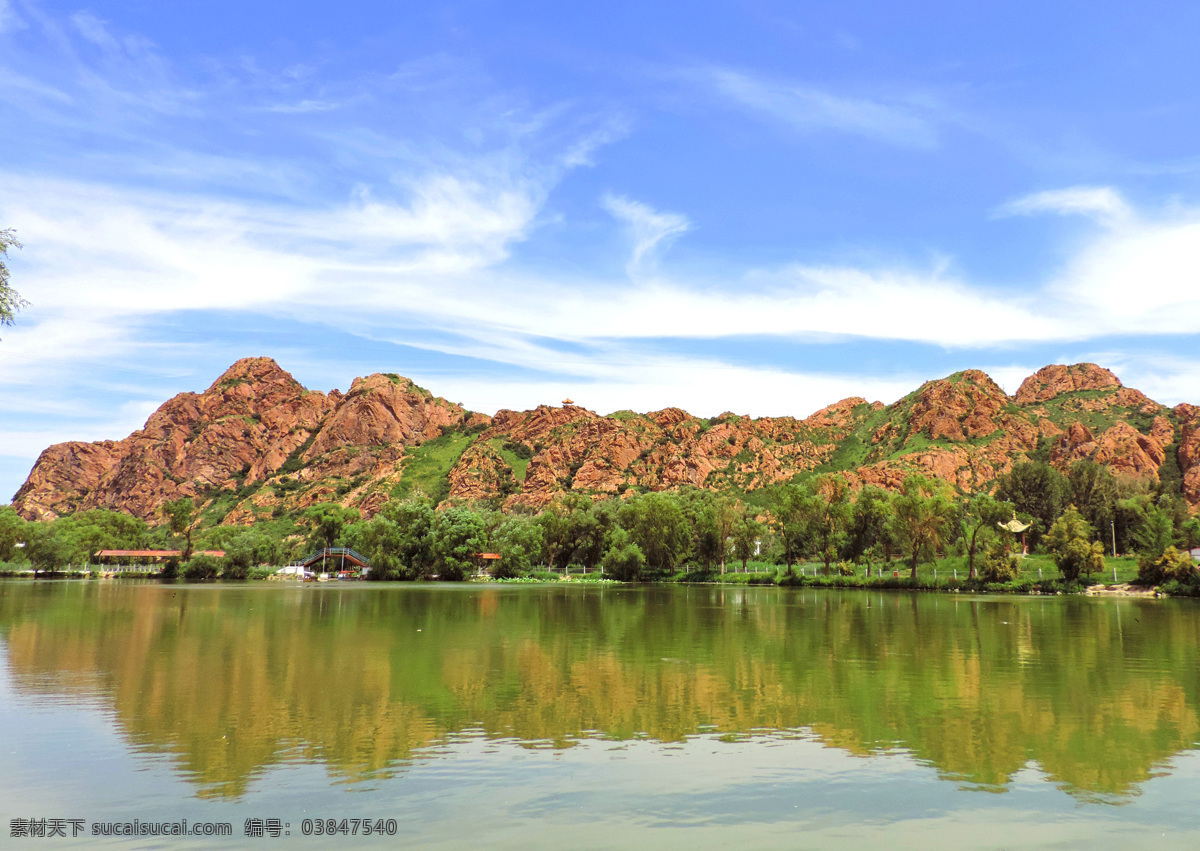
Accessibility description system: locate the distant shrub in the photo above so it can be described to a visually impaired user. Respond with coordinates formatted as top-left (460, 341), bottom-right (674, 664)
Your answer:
top-left (221, 561), bottom-right (250, 580)
top-left (182, 555), bottom-right (220, 581)
top-left (1137, 546), bottom-right (1197, 586)
top-left (502, 440), bottom-right (533, 460)
top-left (491, 560), bottom-right (523, 579)
top-left (979, 542), bottom-right (1020, 583)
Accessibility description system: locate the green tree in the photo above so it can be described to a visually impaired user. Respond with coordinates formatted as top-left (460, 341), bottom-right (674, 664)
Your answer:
top-left (24, 522), bottom-right (74, 573)
top-left (1136, 546), bottom-right (1196, 586)
top-left (961, 493), bottom-right (1013, 579)
top-left (0, 228), bottom-right (28, 335)
top-left (770, 484), bottom-right (817, 573)
top-left (994, 461), bottom-right (1069, 548)
top-left (1068, 461), bottom-right (1118, 548)
top-left (731, 510), bottom-right (764, 572)
top-left (690, 504), bottom-right (725, 573)
top-left (382, 498), bottom-right (437, 578)
top-left (345, 514), bottom-right (403, 580)
top-left (889, 476), bottom-right (956, 579)
top-left (847, 485), bottom-right (893, 568)
top-left (304, 503), bottom-right (360, 550)
top-left (217, 528), bottom-right (281, 578)
top-left (0, 506), bottom-right (29, 562)
top-left (493, 515), bottom-right (544, 578)
top-left (710, 496), bottom-right (739, 573)
top-left (432, 508), bottom-right (487, 581)
top-left (619, 493), bottom-right (689, 573)
top-left (978, 537), bottom-right (1020, 583)
top-left (537, 502), bottom-right (571, 571)
top-left (162, 497), bottom-right (198, 561)
top-left (182, 553), bottom-right (220, 580)
top-left (1183, 517), bottom-right (1200, 550)
top-left (1125, 496), bottom-right (1178, 559)
top-left (811, 474), bottom-right (852, 574)
top-left (561, 500), bottom-right (613, 572)
top-left (600, 525), bottom-right (646, 581)
top-left (1044, 505), bottom-right (1106, 583)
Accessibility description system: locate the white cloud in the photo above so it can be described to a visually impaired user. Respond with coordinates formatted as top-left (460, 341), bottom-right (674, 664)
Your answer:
top-left (0, 399), bottom-right (161, 459)
top-left (260, 99), bottom-right (343, 114)
top-left (704, 68), bottom-right (938, 149)
top-left (602, 194), bottom-right (691, 276)
top-left (996, 186), bottom-right (1133, 226)
top-left (425, 354), bottom-right (920, 422)
top-left (1033, 193), bottom-right (1200, 337)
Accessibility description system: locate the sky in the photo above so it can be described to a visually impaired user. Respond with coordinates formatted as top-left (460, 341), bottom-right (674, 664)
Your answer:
top-left (3, 0), bottom-right (1200, 502)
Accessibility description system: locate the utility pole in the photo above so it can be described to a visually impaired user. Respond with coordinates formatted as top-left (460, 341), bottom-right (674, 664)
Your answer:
top-left (1111, 519), bottom-right (1117, 558)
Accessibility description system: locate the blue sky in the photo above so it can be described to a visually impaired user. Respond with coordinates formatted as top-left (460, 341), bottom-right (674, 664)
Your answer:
top-left (4, 0), bottom-right (1200, 501)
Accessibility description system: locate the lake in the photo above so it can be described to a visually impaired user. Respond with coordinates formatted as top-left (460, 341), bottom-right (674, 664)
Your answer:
top-left (1, 581), bottom-right (1198, 848)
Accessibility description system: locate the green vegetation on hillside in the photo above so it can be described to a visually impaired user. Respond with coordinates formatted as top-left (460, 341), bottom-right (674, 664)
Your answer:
top-left (6, 458), bottom-right (1197, 598)
top-left (390, 431), bottom-right (475, 503)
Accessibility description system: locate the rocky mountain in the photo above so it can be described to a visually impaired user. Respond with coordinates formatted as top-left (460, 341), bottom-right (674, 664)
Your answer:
top-left (12, 358), bottom-right (1200, 524)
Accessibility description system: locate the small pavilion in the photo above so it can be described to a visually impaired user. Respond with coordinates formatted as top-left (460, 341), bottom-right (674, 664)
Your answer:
top-left (996, 514), bottom-right (1032, 556)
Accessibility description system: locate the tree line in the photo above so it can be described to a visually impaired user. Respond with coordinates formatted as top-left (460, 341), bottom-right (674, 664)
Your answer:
top-left (2, 459), bottom-right (1198, 586)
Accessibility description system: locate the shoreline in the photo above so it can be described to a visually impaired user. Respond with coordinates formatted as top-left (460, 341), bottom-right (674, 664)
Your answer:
top-left (1, 570), bottom-right (1192, 599)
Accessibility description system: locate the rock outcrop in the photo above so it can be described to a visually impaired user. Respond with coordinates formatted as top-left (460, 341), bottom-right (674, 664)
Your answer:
top-left (1015, 363), bottom-right (1123, 405)
top-left (12, 359), bottom-right (1200, 523)
top-left (12, 358), bottom-right (478, 522)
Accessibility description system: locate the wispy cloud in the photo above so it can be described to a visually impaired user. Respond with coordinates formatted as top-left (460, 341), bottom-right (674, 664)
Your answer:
top-left (701, 67), bottom-right (939, 149)
top-left (996, 186), bottom-right (1133, 226)
top-left (602, 194), bottom-right (691, 276)
top-left (259, 99), bottom-right (344, 114)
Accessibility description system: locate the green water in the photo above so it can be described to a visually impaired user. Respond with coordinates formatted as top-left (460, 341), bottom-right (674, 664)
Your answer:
top-left (1, 581), bottom-right (1198, 848)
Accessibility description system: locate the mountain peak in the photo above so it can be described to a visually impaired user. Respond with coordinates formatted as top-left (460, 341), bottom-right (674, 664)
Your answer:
top-left (1015, 363), bottom-right (1122, 405)
top-left (205, 357), bottom-right (302, 395)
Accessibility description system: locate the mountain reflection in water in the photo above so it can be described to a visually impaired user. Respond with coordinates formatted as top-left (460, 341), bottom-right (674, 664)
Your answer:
top-left (1, 582), bottom-right (1196, 801)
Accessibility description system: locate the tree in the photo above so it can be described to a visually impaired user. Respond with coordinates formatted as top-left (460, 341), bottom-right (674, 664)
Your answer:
top-left (712, 497), bottom-right (739, 573)
top-left (770, 484), bottom-right (817, 573)
top-left (690, 504), bottom-right (725, 573)
top-left (1136, 546), bottom-right (1196, 586)
top-left (960, 493), bottom-right (1013, 579)
top-left (994, 461), bottom-right (1069, 548)
top-left (978, 537), bottom-right (1020, 583)
top-left (600, 526), bottom-right (646, 581)
top-left (24, 522), bottom-right (74, 573)
top-left (303, 503), bottom-right (360, 550)
top-left (220, 535), bottom-right (255, 579)
top-left (619, 493), bottom-right (689, 573)
top-left (182, 554), bottom-right (220, 581)
top-left (811, 474), bottom-right (852, 574)
top-left (731, 510), bottom-right (763, 572)
top-left (0, 228), bottom-right (28, 336)
top-left (847, 485), bottom-right (893, 568)
top-left (561, 500), bottom-right (612, 572)
top-left (1125, 496), bottom-right (1177, 560)
top-left (383, 498), bottom-right (437, 578)
top-left (345, 514), bottom-right (403, 580)
top-left (0, 506), bottom-right (29, 562)
top-left (162, 497), bottom-right (198, 561)
top-left (1068, 461), bottom-right (1118, 547)
top-left (537, 502), bottom-right (571, 571)
top-left (432, 508), bottom-right (487, 581)
top-left (1044, 505), bottom-right (1106, 583)
top-left (889, 476), bottom-right (956, 579)
top-left (493, 515), bottom-right (544, 578)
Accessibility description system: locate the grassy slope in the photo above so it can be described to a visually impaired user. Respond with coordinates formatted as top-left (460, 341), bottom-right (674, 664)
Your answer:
top-left (391, 432), bottom-right (476, 503)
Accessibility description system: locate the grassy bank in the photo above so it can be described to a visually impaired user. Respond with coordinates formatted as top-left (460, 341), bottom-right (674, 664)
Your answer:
top-left (666, 554), bottom-right (1169, 595)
